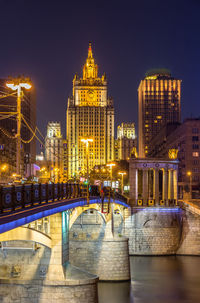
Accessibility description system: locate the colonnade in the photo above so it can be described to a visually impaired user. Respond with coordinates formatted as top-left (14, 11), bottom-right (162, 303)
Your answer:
top-left (129, 158), bottom-right (179, 206)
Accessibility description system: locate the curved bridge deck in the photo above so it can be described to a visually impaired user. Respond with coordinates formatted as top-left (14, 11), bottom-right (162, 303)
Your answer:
top-left (0, 182), bottom-right (129, 234)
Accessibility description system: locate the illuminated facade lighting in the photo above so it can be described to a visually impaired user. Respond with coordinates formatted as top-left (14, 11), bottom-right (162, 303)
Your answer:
top-left (67, 43), bottom-right (114, 178)
top-left (138, 70), bottom-right (181, 157)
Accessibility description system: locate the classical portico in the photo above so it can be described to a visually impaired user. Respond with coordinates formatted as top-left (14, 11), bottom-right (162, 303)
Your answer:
top-left (129, 157), bottom-right (179, 206)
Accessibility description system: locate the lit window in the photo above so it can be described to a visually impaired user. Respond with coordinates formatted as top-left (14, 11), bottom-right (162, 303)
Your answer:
top-left (192, 152), bottom-right (199, 157)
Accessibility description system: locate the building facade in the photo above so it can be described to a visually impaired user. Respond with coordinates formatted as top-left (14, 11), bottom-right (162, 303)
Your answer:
top-left (117, 122), bottom-right (136, 160)
top-left (138, 70), bottom-right (181, 157)
top-left (45, 122), bottom-right (63, 182)
top-left (149, 119), bottom-right (200, 197)
top-left (0, 132), bottom-right (17, 183)
top-left (66, 43), bottom-right (114, 179)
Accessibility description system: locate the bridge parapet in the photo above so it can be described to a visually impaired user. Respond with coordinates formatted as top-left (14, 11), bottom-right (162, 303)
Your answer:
top-left (179, 199), bottom-right (200, 216)
top-left (0, 183), bottom-right (128, 214)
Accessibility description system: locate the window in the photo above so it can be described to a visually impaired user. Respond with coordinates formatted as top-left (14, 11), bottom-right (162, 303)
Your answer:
top-left (193, 152), bottom-right (199, 157)
top-left (192, 136), bottom-right (199, 142)
top-left (193, 144), bottom-right (199, 149)
top-left (192, 128), bottom-right (199, 134)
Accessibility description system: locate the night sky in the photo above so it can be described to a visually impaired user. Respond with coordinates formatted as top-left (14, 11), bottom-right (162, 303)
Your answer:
top-left (0, 0), bottom-right (200, 141)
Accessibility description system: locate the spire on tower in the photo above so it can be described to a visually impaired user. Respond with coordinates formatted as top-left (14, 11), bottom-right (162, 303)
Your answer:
top-left (83, 42), bottom-right (98, 80)
top-left (88, 42), bottom-right (93, 58)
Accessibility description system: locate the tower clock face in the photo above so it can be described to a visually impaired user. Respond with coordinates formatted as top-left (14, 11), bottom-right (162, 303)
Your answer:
top-left (87, 90), bottom-right (94, 99)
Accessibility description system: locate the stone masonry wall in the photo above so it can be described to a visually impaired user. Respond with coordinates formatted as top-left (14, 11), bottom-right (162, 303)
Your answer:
top-left (177, 210), bottom-right (200, 255)
top-left (124, 208), bottom-right (181, 255)
top-left (0, 279), bottom-right (98, 303)
top-left (70, 237), bottom-right (130, 281)
top-left (69, 211), bottom-right (130, 280)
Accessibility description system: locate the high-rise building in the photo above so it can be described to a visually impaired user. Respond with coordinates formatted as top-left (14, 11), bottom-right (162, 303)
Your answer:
top-left (66, 43), bottom-right (114, 179)
top-left (116, 122), bottom-right (136, 160)
top-left (45, 122), bottom-right (63, 182)
top-left (138, 69), bottom-right (181, 157)
top-left (0, 78), bottom-right (36, 175)
top-left (117, 122), bottom-right (136, 139)
top-left (148, 118), bottom-right (200, 198)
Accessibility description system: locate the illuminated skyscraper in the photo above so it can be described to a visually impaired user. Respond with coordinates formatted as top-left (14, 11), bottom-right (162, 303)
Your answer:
top-left (116, 123), bottom-right (136, 160)
top-left (67, 43), bottom-right (114, 178)
top-left (138, 69), bottom-right (181, 157)
top-left (45, 122), bottom-right (63, 182)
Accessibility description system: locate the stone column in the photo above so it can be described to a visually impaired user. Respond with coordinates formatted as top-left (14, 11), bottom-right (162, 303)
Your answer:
top-left (97, 234), bottom-right (130, 281)
top-left (130, 167), bottom-right (138, 205)
top-left (143, 169), bottom-right (148, 205)
top-left (173, 169), bottom-right (178, 204)
top-left (168, 170), bottom-right (174, 200)
top-left (162, 169), bottom-right (168, 203)
top-left (153, 169), bottom-right (159, 205)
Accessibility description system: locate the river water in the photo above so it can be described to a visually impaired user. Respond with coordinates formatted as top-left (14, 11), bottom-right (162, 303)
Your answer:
top-left (98, 256), bottom-right (200, 303)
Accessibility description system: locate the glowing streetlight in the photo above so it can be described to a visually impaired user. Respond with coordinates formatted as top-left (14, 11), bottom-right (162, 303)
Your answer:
top-left (81, 138), bottom-right (93, 180)
top-left (6, 78), bottom-right (32, 176)
top-left (106, 162), bottom-right (116, 187)
top-left (106, 162), bottom-right (116, 236)
top-left (118, 171), bottom-right (127, 195)
top-left (1, 164), bottom-right (8, 171)
top-left (81, 138), bottom-right (93, 205)
top-left (187, 171), bottom-right (192, 200)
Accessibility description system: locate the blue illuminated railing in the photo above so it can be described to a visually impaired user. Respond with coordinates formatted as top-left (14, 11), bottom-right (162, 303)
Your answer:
top-left (0, 183), bottom-right (128, 213)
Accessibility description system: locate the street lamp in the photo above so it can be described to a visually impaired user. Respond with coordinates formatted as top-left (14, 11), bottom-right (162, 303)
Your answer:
top-left (81, 138), bottom-right (93, 205)
top-left (81, 138), bottom-right (93, 181)
top-left (106, 162), bottom-right (116, 188)
top-left (187, 171), bottom-right (192, 200)
top-left (118, 171), bottom-right (126, 195)
top-left (106, 162), bottom-right (116, 236)
top-left (6, 78), bottom-right (32, 176)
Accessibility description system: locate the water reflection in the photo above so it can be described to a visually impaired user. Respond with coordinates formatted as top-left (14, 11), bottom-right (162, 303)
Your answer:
top-left (98, 280), bottom-right (133, 303)
top-left (98, 256), bottom-right (200, 303)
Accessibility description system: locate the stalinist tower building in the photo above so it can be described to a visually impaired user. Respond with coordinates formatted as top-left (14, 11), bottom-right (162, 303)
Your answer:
top-left (66, 43), bottom-right (114, 178)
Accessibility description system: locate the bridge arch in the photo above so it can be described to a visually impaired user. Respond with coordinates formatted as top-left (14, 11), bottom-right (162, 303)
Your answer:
top-left (69, 204), bottom-right (106, 229)
top-left (0, 227), bottom-right (52, 248)
top-left (69, 202), bottom-right (126, 230)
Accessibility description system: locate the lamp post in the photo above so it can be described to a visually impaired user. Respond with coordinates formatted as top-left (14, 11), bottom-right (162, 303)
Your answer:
top-left (106, 162), bottom-right (116, 236)
top-left (106, 162), bottom-right (116, 188)
top-left (187, 171), bottom-right (192, 200)
top-left (118, 171), bottom-right (126, 195)
top-left (81, 138), bottom-right (93, 204)
top-left (6, 78), bottom-right (32, 177)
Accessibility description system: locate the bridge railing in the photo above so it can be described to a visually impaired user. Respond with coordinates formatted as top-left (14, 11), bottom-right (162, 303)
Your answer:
top-left (0, 183), bottom-right (128, 213)
top-left (0, 183), bottom-right (98, 213)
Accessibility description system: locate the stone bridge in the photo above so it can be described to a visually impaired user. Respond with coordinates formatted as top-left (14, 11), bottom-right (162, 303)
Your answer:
top-left (1, 183), bottom-right (200, 303)
top-left (0, 183), bottom-right (130, 303)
